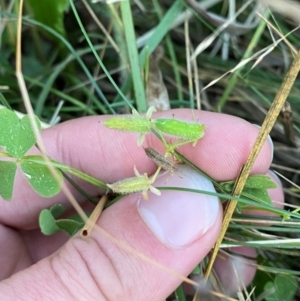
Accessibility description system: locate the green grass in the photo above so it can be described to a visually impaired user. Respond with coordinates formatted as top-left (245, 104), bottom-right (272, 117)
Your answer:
top-left (1, 0), bottom-right (300, 300)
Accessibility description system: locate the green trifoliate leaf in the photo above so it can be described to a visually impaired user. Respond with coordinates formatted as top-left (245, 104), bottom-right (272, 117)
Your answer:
top-left (0, 108), bottom-right (41, 158)
top-left (264, 274), bottom-right (297, 301)
top-left (39, 204), bottom-right (85, 236)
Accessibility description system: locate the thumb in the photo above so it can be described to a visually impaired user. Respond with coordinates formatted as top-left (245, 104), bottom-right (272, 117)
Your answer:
top-left (0, 165), bottom-right (222, 301)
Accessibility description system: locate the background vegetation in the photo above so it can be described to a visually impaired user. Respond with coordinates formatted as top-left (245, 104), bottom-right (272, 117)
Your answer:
top-left (1, 0), bottom-right (300, 300)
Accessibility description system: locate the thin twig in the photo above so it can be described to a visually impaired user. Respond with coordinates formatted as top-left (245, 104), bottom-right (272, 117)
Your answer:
top-left (81, 195), bottom-right (108, 237)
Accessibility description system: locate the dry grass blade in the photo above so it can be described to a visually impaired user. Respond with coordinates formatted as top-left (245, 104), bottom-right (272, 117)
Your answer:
top-left (256, 12), bottom-right (297, 54)
top-left (201, 25), bottom-right (299, 93)
top-left (146, 46), bottom-right (170, 111)
top-left (204, 50), bottom-right (300, 279)
top-left (260, 0), bottom-right (300, 24)
top-left (185, 0), bottom-right (261, 36)
top-left (279, 102), bottom-right (296, 147)
top-left (190, 0), bottom-right (255, 60)
top-left (144, 147), bottom-right (178, 174)
top-left (81, 195), bottom-right (108, 237)
top-left (273, 171), bottom-right (300, 191)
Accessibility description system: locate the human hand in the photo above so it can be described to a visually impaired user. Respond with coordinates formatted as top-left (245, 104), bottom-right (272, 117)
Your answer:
top-left (0, 109), bottom-right (283, 300)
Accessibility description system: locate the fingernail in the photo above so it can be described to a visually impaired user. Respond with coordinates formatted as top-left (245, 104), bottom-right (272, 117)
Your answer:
top-left (253, 124), bottom-right (274, 160)
top-left (138, 165), bottom-right (220, 248)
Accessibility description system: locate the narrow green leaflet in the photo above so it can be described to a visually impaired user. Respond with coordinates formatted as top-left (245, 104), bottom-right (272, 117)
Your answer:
top-left (264, 274), bottom-right (297, 301)
top-left (104, 114), bottom-right (150, 133)
top-left (0, 161), bottom-right (17, 200)
top-left (104, 107), bottom-right (154, 145)
top-left (20, 160), bottom-right (62, 197)
top-left (0, 109), bottom-right (41, 159)
top-left (152, 118), bottom-right (205, 146)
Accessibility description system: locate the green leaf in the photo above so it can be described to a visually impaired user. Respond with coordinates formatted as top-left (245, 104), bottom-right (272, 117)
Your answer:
top-left (67, 213), bottom-right (86, 224)
top-left (20, 160), bottom-right (62, 197)
top-left (242, 187), bottom-right (273, 206)
top-left (39, 208), bottom-right (60, 235)
top-left (139, 0), bottom-right (184, 62)
top-left (49, 203), bottom-right (65, 218)
top-left (27, 0), bottom-right (69, 37)
top-left (264, 274), bottom-right (297, 301)
top-left (39, 205), bottom-right (84, 236)
top-left (252, 269), bottom-right (273, 298)
top-left (0, 161), bottom-right (17, 200)
top-left (0, 109), bottom-right (41, 159)
top-left (56, 218), bottom-right (84, 236)
top-left (222, 175), bottom-right (277, 192)
top-left (221, 175), bottom-right (277, 207)
top-left (243, 175), bottom-right (277, 190)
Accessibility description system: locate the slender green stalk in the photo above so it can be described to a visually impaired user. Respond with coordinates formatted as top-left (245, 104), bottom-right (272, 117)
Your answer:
top-left (22, 155), bottom-right (107, 189)
top-left (139, 0), bottom-right (184, 64)
top-left (120, 1), bottom-right (147, 112)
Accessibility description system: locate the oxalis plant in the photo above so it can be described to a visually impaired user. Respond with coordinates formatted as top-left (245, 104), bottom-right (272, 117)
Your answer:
top-left (0, 106), bottom-right (284, 237)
